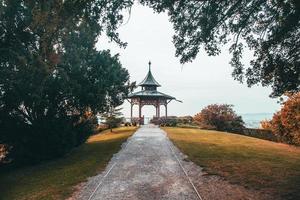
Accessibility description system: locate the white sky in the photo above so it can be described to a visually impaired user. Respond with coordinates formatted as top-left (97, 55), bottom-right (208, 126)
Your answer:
top-left (96, 4), bottom-right (280, 118)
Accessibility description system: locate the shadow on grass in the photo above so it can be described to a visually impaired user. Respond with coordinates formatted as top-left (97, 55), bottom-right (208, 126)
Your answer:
top-left (0, 127), bottom-right (137, 200)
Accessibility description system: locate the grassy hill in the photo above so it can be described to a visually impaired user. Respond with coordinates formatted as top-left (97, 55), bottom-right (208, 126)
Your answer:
top-left (163, 127), bottom-right (300, 200)
top-left (0, 127), bottom-right (137, 200)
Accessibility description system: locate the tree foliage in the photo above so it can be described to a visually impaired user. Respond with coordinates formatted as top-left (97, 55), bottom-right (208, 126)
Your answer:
top-left (261, 92), bottom-right (300, 145)
top-left (102, 107), bottom-right (123, 132)
top-left (0, 0), bottom-right (131, 164)
top-left (194, 104), bottom-right (245, 133)
top-left (1, 0), bottom-right (299, 164)
top-left (140, 0), bottom-right (300, 97)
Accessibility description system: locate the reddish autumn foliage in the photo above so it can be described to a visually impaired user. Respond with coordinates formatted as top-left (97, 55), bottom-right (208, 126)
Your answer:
top-left (194, 104), bottom-right (245, 133)
top-left (260, 120), bottom-right (272, 130)
top-left (263, 92), bottom-right (300, 145)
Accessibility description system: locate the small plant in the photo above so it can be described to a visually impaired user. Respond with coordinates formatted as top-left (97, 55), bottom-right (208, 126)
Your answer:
top-left (102, 107), bottom-right (123, 132)
top-left (260, 120), bottom-right (272, 130)
top-left (124, 122), bottom-right (131, 127)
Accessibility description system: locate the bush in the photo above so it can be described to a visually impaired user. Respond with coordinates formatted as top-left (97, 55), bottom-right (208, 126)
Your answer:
top-left (194, 104), bottom-right (245, 133)
top-left (124, 122), bottom-right (131, 127)
top-left (177, 116), bottom-right (194, 124)
top-left (260, 119), bottom-right (272, 130)
top-left (154, 117), bottom-right (178, 127)
top-left (166, 118), bottom-right (177, 127)
top-left (151, 116), bottom-right (197, 127)
top-left (176, 123), bottom-right (200, 129)
top-left (262, 92), bottom-right (300, 145)
top-left (0, 113), bottom-right (96, 165)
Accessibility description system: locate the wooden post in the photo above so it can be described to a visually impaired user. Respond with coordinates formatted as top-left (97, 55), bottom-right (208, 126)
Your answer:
top-left (157, 104), bottom-right (160, 118)
top-left (130, 103), bottom-right (133, 123)
top-left (165, 104), bottom-right (167, 119)
top-left (139, 103), bottom-right (142, 124)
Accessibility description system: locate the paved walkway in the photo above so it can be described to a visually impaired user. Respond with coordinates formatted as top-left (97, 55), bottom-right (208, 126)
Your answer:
top-left (79, 125), bottom-right (200, 200)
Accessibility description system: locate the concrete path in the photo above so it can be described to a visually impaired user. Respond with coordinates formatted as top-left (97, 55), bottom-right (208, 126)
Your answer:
top-left (79, 125), bottom-right (201, 200)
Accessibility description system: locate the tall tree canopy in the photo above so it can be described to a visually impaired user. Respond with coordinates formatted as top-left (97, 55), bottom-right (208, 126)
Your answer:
top-left (140, 0), bottom-right (300, 97)
top-left (0, 0), bottom-right (132, 164)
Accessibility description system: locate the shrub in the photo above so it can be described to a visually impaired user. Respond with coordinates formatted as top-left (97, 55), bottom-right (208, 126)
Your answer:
top-left (263, 92), bottom-right (300, 145)
top-left (132, 122), bottom-right (137, 126)
top-left (155, 117), bottom-right (178, 127)
top-left (260, 120), bottom-right (272, 130)
top-left (177, 116), bottom-right (193, 124)
top-left (151, 116), bottom-right (195, 127)
top-left (101, 107), bottom-right (124, 132)
top-left (167, 118), bottom-right (177, 127)
top-left (194, 104), bottom-right (245, 133)
top-left (0, 113), bottom-right (97, 165)
top-left (176, 123), bottom-right (200, 129)
top-left (124, 122), bottom-right (131, 127)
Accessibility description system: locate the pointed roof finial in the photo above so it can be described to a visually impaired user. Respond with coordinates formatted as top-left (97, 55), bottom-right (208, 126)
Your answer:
top-left (148, 61), bottom-right (151, 71)
top-left (138, 61), bottom-right (161, 87)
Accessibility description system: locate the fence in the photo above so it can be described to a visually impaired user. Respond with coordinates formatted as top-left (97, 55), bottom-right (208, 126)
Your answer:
top-left (241, 128), bottom-right (277, 142)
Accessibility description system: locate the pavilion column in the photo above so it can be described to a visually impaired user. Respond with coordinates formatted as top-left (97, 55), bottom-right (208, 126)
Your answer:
top-left (139, 103), bottom-right (142, 120)
top-left (130, 103), bottom-right (133, 123)
top-left (157, 104), bottom-right (160, 118)
top-left (165, 104), bottom-right (167, 119)
top-left (139, 102), bottom-right (144, 125)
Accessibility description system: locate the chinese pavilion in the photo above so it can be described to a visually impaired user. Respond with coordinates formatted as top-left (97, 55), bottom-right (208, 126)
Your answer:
top-left (127, 61), bottom-right (181, 124)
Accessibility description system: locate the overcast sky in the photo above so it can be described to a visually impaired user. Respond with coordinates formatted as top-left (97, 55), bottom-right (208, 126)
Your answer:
top-left (96, 4), bottom-right (280, 118)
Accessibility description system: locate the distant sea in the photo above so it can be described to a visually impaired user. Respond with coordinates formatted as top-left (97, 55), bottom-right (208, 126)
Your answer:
top-left (240, 113), bottom-right (273, 128)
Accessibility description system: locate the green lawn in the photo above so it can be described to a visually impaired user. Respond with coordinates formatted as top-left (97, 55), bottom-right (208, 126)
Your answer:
top-left (0, 127), bottom-right (137, 200)
top-left (163, 127), bottom-right (300, 200)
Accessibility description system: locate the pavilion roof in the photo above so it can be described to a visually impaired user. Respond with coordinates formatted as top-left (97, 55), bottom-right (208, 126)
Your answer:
top-left (128, 90), bottom-right (175, 99)
top-left (138, 64), bottom-right (161, 87)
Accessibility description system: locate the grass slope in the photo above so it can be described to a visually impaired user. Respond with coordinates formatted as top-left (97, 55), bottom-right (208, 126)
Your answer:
top-left (0, 127), bottom-right (137, 200)
top-left (163, 127), bottom-right (300, 199)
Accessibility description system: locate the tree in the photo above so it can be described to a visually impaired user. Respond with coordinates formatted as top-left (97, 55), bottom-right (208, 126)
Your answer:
top-left (0, 0), bottom-right (131, 164)
top-left (140, 0), bottom-right (300, 97)
top-left (261, 92), bottom-right (300, 145)
top-left (102, 107), bottom-right (123, 132)
top-left (194, 104), bottom-right (245, 133)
